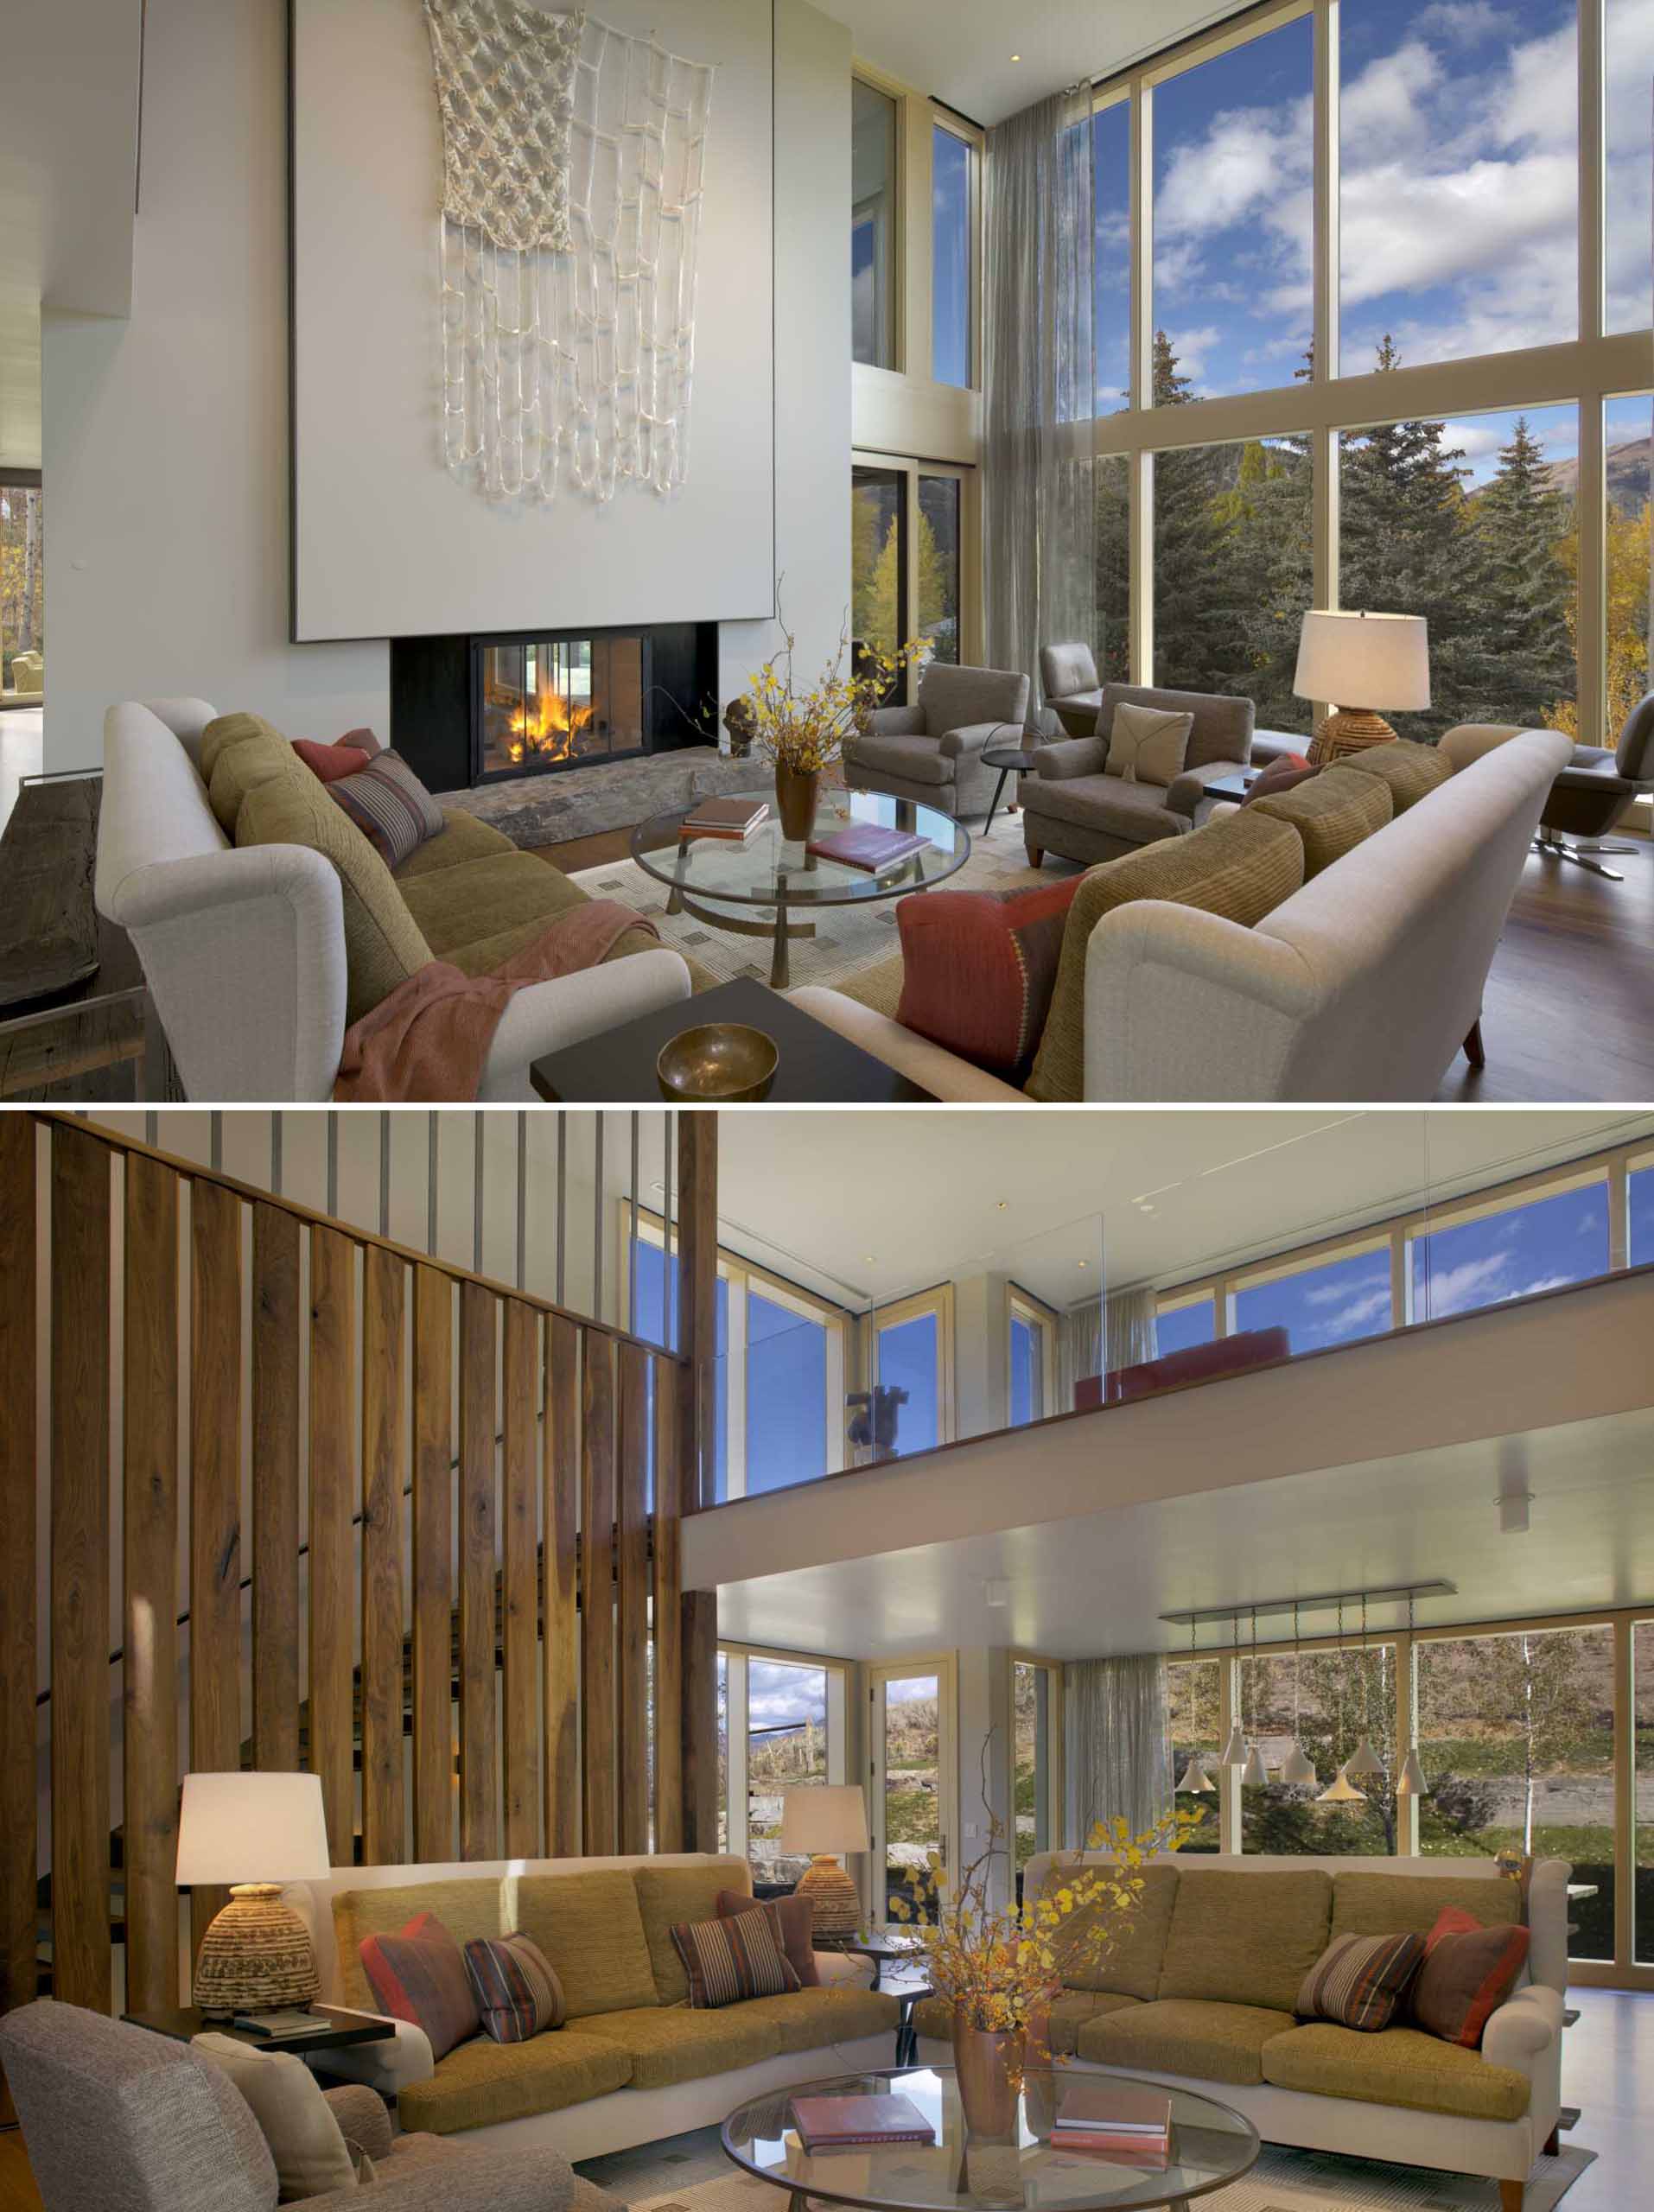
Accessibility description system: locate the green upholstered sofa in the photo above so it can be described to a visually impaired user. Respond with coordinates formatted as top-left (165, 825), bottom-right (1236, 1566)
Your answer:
top-left (913, 1852), bottom-right (1568, 2210)
top-left (301, 1853), bottom-right (896, 2162)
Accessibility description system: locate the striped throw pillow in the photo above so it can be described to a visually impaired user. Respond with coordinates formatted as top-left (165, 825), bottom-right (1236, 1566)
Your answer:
top-left (358, 1911), bottom-right (480, 2060)
top-left (671, 1906), bottom-right (801, 2009)
top-left (328, 748), bottom-right (444, 868)
top-left (462, 1931), bottom-right (565, 2044)
top-left (1295, 1930), bottom-right (1426, 2032)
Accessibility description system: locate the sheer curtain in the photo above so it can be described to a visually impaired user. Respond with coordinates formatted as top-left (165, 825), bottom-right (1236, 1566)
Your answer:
top-left (983, 84), bottom-right (1097, 721)
top-left (1066, 1655), bottom-right (1172, 1845)
top-left (1058, 1287), bottom-right (1158, 1408)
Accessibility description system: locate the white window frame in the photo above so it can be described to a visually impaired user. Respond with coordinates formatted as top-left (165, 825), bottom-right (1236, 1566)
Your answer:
top-left (868, 1283), bottom-right (957, 1452)
top-left (1008, 1287), bottom-right (1059, 1426)
top-left (719, 1642), bottom-right (850, 1867)
top-left (867, 1653), bottom-right (959, 1923)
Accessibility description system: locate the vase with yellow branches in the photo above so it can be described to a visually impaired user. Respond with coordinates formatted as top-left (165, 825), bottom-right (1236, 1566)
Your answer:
top-left (739, 619), bottom-right (919, 841)
top-left (887, 1752), bottom-right (1198, 2139)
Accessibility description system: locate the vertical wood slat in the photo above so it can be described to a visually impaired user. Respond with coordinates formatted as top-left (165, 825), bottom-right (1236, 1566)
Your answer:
top-left (0, 1121), bottom-right (36, 2053)
top-left (51, 1126), bottom-right (111, 2011)
top-left (651, 1356), bottom-right (684, 1853)
top-left (122, 1154), bottom-right (180, 2014)
top-left (190, 1180), bottom-right (243, 1957)
top-left (581, 1330), bottom-right (618, 1853)
top-left (501, 1300), bottom-right (539, 1856)
top-left (615, 1342), bottom-right (650, 1853)
top-left (681, 1586), bottom-right (720, 1854)
top-left (360, 1246), bottom-right (406, 1865)
top-left (309, 1226), bottom-right (356, 1865)
top-left (251, 1203), bottom-right (301, 1774)
top-left (412, 1267), bottom-right (454, 1863)
top-left (676, 1112), bottom-right (719, 1511)
top-left (458, 1281), bottom-right (499, 1859)
top-left (544, 1316), bottom-right (581, 1856)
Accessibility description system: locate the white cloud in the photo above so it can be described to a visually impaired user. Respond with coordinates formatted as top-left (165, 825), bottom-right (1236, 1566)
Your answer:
top-left (1415, 1249), bottom-right (1515, 1316)
top-left (1415, 2), bottom-right (1507, 43)
top-left (1302, 1267), bottom-right (1389, 1307)
top-left (1162, 325), bottom-right (1224, 380)
top-left (1305, 1287), bottom-right (1393, 1342)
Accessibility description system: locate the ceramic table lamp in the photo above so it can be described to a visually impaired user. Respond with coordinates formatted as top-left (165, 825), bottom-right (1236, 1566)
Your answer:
top-left (1293, 609), bottom-right (1430, 763)
top-left (780, 1784), bottom-right (869, 1939)
top-left (176, 1771), bottom-right (332, 2015)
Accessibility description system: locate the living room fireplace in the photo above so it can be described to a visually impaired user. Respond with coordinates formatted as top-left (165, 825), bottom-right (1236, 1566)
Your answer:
top-left (391, 620), bottom-right (718, 795)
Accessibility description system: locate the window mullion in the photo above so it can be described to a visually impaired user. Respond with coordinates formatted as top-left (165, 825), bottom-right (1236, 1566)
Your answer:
top-left (1313, 0), bottom-right (1339, 387)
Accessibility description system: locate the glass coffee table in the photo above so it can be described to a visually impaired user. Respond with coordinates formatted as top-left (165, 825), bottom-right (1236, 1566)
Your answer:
top-left (630, 788), bottom-right (970, 988)
top-left (722, 2065), bottom-right (1258, 2212)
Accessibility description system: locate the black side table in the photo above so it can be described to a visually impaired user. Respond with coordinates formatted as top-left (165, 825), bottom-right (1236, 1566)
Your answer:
top-left (122, 2005), bottom-right (393, 2060)
top-left (980, 745), bottom-right (1043, 837)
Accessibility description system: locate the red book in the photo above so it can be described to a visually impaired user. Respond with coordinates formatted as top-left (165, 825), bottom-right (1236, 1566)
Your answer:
top-left (805, 823), bottom-right (930, 872)
top-left (791, 2093), bottom-right (935, 2149)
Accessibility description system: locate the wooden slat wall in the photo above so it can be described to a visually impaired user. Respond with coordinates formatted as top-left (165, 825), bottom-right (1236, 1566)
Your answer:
top-left (544, 1316), bottom-right (581, 1857)
top-left (0, 1120), bottom-right (35, 2063)
top-left (251, 1204), bottom-right (301, 1773)
top-left (615, 1342), bottom-right (650, 1853)
top-left (457, 1281), bottom-right (499, 1859)
top-left (122, 1154), bottom-right (180, 2014)
top-left (581, 1332), bottom-right (618, 1853)
top-left (359, 1246), bottom-right (406, 1866)
top-left (189, 1179), bottom-right (243, 1956)
top-left (501, 1300), bottom-right (540, 1857)
top-left (12, 1113), bottom-right (708, 2037)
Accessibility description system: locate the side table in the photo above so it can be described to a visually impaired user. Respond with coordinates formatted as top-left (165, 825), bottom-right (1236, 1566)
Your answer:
top-left (980, 745), bottom-right (1043, 838)
top-left (121, 2004), bottom-right (393, 2062)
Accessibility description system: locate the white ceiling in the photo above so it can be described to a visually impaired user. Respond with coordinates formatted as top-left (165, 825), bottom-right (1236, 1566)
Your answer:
top-left (822, 0), bottom-right (1231, 125)
top-left (714, 1405), bottom-right (1654, 1660)
top-left (714, 1109), bottom-right (1654, 1310)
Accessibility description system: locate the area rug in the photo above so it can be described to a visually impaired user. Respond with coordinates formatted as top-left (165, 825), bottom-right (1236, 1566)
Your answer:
top-left (565, 810), bottom-right (1047, 1001)
top-left (576, 2131), bottom-right (1595, 2212)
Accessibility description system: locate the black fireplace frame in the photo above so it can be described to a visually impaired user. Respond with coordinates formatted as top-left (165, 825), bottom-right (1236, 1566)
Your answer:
top-left (468, 625), bottom-right (657, 787)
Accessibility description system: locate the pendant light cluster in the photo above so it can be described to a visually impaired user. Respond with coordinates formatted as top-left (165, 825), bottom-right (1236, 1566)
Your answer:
top-left (1175, 1613), bottom-right (1216, 1795)
top-left (1279, 1603), bottom-right (1317, 1785)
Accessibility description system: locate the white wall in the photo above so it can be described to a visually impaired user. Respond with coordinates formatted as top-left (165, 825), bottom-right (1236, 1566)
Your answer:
top-left (42, 0), bottom-right (850, 772)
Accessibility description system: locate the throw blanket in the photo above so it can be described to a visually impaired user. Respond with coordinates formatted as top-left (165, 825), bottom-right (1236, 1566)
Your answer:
top-left (334, 900), bottom-right (657, 1102)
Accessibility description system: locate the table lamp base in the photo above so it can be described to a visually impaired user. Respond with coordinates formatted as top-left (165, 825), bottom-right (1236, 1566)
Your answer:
top-left (794, 1854), bottom-right (860, 1938)
top-left (1309, 709), bottom-right (1398, 766)
top-left (192, 1883), bottom-right (320, 2016)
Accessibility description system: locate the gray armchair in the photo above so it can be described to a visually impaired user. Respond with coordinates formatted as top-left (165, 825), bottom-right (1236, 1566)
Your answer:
top-left (0, 2000), bottom-right (614, 2212)
top-left (1021, 682), bottom-right (1256, 868)
top-left (1535, 689), bottom-right (1654, 878)
top-left (848, 661), bottom-right (1031, 821)
top-left (1039, 642), bottom-right (1104, 736)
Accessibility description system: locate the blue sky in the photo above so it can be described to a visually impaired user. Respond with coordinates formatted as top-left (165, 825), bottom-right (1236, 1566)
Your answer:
top-left (1097, 0), bottom-right (1654, 486)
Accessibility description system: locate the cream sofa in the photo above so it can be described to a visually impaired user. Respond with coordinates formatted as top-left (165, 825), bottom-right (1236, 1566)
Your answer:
top-left (95, 699), bottom-right (693, 1100)
top-left (914, 1853), bottom-right (1568, 2210)
top-left (292, 1853), bottom-right (891, 2162)
top-left (794, 724), bottom-right (1571, 1100)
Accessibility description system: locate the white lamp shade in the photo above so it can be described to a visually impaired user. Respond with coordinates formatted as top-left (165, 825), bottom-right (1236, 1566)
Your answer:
top-left (1241, 1745), bottom-right (1271, 1789)
top-left (176, 1771), bottom-right (332, 1886)
top-left (778, 1784), bottom-right (869, 1856)
top-left (1345, 1735), bottom-right (1387, 1781)
top-left (1218, 1723), bottom-right (1248, 1767)
top-left (1281, 1743), bottom-right (1319, 1787)
top-left (1176, 1756), bottom-right (1215, 1795)
top-left (1316, 1765), bottom-right (1368, 1805)
top-left (1293, 611), bottom-right (1431, 709)
top-left (1396, 1748), bottom-right (1430, 1796)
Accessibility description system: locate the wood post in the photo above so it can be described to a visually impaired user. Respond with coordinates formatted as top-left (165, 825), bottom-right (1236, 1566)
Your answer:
top-left (544, 1316), bottom-right (581, 1856)
top-left (359, 1245), bottom-right (406, 1866)
top-left (457, 1281), bottom-right (499, 1860)
top-left (411, 1267), bottom-right (454, 1864)
top-left (251, 1204), bottom-right (300, 1775)
top-left (500, 1300), bottom-right (540, 1856)
top-left (581, 1333), bottom-right (618, 1853)
top-left (0, 1118), bottom-right (35, 2071)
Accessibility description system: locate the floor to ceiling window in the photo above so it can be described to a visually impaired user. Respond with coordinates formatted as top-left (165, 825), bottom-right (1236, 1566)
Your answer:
top-left (852, 79), bottom-right (900, 369)
top-left (1013, 1658), bottom-right (1062, 1873)
top-left (0, 475), bottom-right (44, 704)
top-left (1167, 1655), bottom-right (1223, 1851)
top-left (932, 122), bottom-right (976, 388)
top-left (719, 1647), bottom-right (847, 1884)
top-left (1008, 1290), bottom-right (1056, 1427)
top-left (1636, 1618), bottom-right (1654, 1962)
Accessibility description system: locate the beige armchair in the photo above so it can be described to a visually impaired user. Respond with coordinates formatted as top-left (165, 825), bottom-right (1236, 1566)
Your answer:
top-left (848, 661), bottom-right (1031, 820)
top-left (1022, 682), bottom-right (1256, 866)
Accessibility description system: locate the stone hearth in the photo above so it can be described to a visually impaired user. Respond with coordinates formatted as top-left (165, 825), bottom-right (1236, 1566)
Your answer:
top-left (438, 745), bottom-right (764, 848)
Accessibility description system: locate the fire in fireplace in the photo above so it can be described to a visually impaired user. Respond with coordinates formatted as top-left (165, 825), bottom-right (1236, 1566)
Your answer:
top-left (472, 632), bottom-right (650, 783)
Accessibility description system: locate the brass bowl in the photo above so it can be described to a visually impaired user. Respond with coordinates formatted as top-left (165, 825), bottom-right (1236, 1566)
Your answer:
top-left (656, 1022), bottom-right (778, 1103)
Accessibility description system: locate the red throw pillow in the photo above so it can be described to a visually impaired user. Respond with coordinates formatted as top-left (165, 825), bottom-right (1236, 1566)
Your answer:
top-left (717, 1887), bottom-right (818, 1986)
top-left (896, 876), bottom-right (1081, 1080)
top-left (358, 1910), bottom-right (480, 2060)
top-left (1241, 754), bottom-right (1315, 805)
top-left (293, 736), bottom-right (376, 783)
top-left (1409, 1908), bottom-right (1530, 2049)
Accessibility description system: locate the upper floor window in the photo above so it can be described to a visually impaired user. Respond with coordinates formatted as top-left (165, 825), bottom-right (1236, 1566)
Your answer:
top-left (932, 122), bottom-right (976, 386)
top-left (1410, 1175), bottom-right (1610, 1323)
top-left (1093, 98), bottom-right (1131, 414)
top-left (1008, 1290), bottom-right (1056, 1427)
top-left (1155, 1291), bottom-right (1216, 1357)
top-left (1606, 0), bottom-right (1654, 333)
top-left (870, 1287), bottom-right (953, 1459)
top-left (1231, 1242), bottom-right (1393, 1354)
top-left (854, 79), bottom-right (900, 368)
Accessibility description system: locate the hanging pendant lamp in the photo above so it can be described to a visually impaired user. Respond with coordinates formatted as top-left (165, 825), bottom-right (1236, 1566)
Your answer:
top-left (1318, 1598), bottom-right (1366, 1805)
top-left (1219, 1611), bottom-right (1249, 1766)
top-left (1345, 1590), bottom-right (1386, 1781)
top-left (1176, 1615), bottom-right (1217, 1792)
top-left (1396, 1591), bottom-right (1431, 1796)
top-left (1281, 1601), bottom-right (1318, 1784)
top-left (1239, 1606), bottom-right (1270, 1786)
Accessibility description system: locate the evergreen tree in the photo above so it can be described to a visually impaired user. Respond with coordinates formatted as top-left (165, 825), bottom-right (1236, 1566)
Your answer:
top-left (1473, 416), bottom-right (1575, 729)
top-left (1149, 330), bottom-right (1248, 694)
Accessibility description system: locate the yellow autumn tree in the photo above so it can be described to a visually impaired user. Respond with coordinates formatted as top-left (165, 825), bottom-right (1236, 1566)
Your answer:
top-left (1551, 499), bottom-right (1651, 741)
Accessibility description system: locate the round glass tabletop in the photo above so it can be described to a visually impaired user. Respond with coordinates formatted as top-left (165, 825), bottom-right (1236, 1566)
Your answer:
top-left (630, 786), bottom-right (970, 910)
top-left (722, 2067), bottom-right (1259, 2212)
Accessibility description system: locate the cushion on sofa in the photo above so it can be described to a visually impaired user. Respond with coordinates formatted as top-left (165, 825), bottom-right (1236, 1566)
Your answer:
top-left (927, 1988), bottom-right (1139, 2055)
top-left (1249, 762), bottom-right (1392, 877)
top-left (895, 875), bottom-right (1081, 1081)
top-left (333, 1880), bottom-right (504, 2012)
top-left (463, 1931), bottom-right (566, 2043)
top-left (396, 2027), bottom-right (635, 2137)
top-left (1295, 1930), bottom-right (1425, 2032)
top-left (1158, 1868), bottom-right (1333, 2014)
top-left (204, 715), bottom-right (309, 835)
top-left (1409, 1913), bottom-right (1530, 2049)
top-left (1026, 811), bottom-right (1305, 1103)
top-left (1335, 739), bottom-right (1454, 813)
top-left (192, 2033), bottom-right (358, 2201)
top-left (293, 737), bottom-right (376, 785)
top-left (717, 1888), bottom-right (818, 1988)
top-left (1053, 1863), bottom-right (1181, 1999)
top-left (1104, 701), bottom-right (1193, 787)
top-left (392, 810), bottom-right (519, 880)
top-left (358, 1912), bottom-right (480, 2063)
top-left (1076, 1997), bottom-right (1296, 2086)
top-left (237, 772), bottom-right (434, 1024)
top-left (1023, 771), bottom-right (1185, 843)
top-left (671, 1908), bottom-right (799, 2009)
top-left (575, 2003), bottom-right (780, 2090)
top-left (635, 1859), bottom-right (754, 2005)
top-left (328, 750), bottom-right (446, 868)
top-left (201, 709), bottom-right (286, 785)
top-left (737, 1985), bottom-right (900, 2055)
top-left (505, 1870), bottom-right (660, 2020)
top-left (1262, 2021), bottom-right (1531, 2122)
top-left (400, 851), bottom-right (583, 963)
top-left (1330, 1872), bottom-right (1522, 1945)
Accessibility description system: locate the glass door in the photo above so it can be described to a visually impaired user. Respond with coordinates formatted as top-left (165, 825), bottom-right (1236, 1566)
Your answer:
top-left (869, 1659), bottom-right (956, 1924)
top-left (852, 466), bottom-right (906, 697)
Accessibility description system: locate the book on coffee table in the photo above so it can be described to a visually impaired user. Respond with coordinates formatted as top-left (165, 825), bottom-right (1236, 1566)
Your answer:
top-left (804, 823), bottom-right (929, 872)
top-left (1050, 2082), bottom-right (1172, 2157)
top-left (791, 2092), bottom-right (936, 2149)
top-left (679, 798), bottom-right (769, 842)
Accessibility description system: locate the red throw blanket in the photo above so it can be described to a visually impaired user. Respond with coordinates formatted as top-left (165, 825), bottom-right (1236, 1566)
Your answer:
top-left (334, 900), bottom-right (658, 1102)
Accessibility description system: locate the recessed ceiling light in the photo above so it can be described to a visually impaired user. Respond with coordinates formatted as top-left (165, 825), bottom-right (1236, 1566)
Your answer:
top-left (1077, 1257), bottom-right (1088, 1268)
top-left (1010, 54), bottom-right (1021, 63)
top-left (996, 1198), bottom-right (1008, 1210)
top-left (865, 1254), bottom-right (876, 1263)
